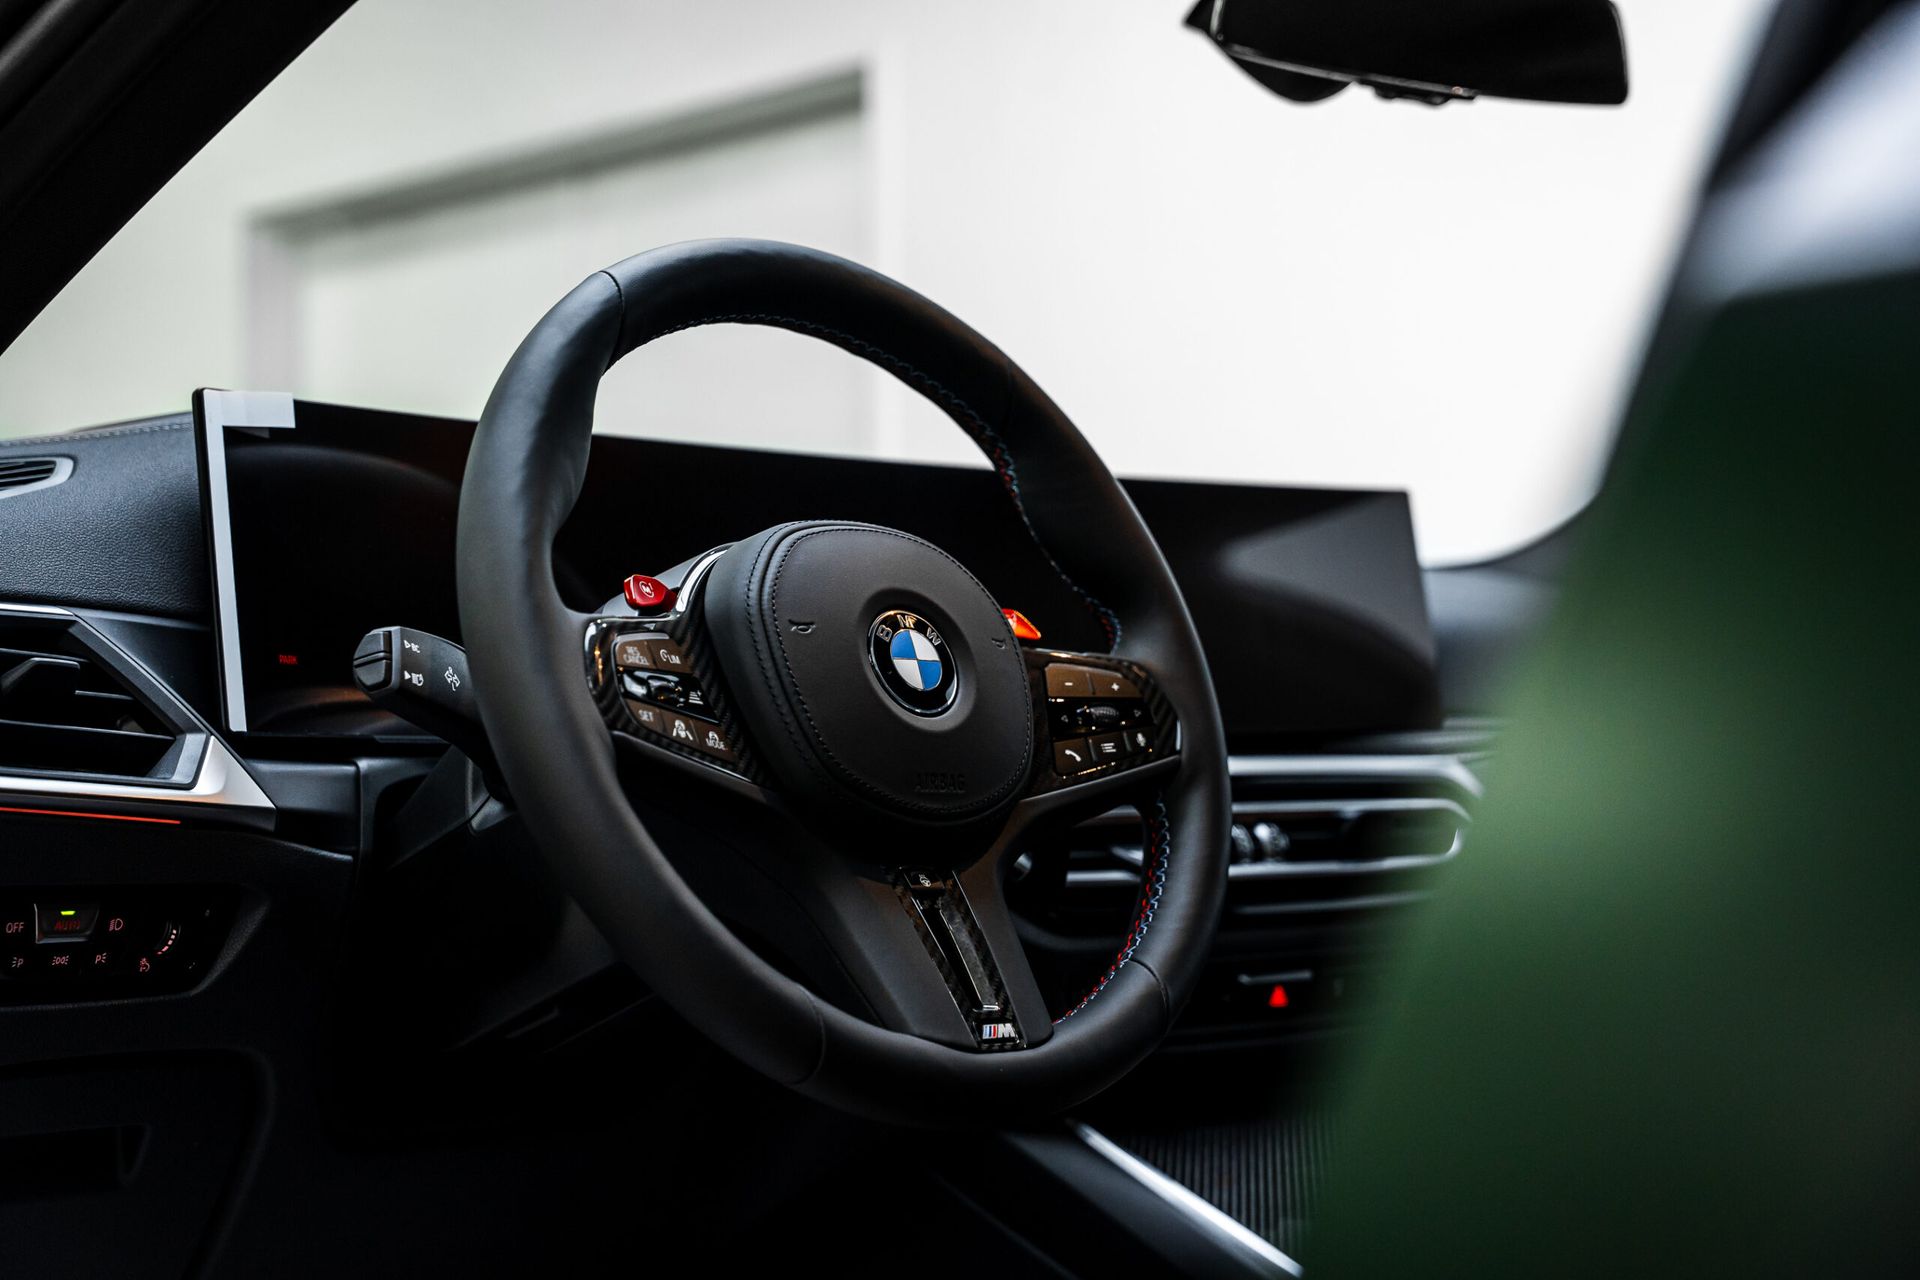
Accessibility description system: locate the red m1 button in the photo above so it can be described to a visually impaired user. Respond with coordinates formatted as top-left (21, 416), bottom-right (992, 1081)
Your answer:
top-left (622, 575), bottom-right (675, 612)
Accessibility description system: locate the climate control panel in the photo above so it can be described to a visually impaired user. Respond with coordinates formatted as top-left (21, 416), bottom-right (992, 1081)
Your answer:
top-left (0, 887), bottom-right (230, 1000)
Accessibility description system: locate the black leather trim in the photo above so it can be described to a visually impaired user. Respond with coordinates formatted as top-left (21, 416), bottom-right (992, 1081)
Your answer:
top-left (459, 239), bottom-right (1230, 1122)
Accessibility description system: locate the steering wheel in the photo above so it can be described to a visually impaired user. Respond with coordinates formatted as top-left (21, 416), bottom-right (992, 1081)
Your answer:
top-left (456, 239), bottom-right (1229, 1124)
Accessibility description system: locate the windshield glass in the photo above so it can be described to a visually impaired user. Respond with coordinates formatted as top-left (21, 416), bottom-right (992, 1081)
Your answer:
top-left (0, 0), bottom-right (1770, 563)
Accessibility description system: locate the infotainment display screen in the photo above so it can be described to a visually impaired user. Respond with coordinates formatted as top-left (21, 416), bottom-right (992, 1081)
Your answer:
top-left (196, 391), bottom-right (471, 737)
top-left (198, 392), bottom-right (1439, 743)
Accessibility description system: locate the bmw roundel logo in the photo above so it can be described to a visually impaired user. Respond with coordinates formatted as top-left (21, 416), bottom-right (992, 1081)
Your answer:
top-left (868, 610), bottom-right (957, 715)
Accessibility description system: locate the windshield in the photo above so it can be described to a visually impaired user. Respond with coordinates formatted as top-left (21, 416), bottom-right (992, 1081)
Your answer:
top-left (0, 0), bottom-right (1770, 564)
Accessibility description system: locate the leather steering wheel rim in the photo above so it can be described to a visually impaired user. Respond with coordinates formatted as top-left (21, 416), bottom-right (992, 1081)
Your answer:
top-left (456, 239), bottom-right (1230, 1124)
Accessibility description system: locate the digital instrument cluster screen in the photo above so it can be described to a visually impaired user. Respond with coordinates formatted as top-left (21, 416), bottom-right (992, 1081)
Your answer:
top-left (196, 391), bottom-right (471, 737)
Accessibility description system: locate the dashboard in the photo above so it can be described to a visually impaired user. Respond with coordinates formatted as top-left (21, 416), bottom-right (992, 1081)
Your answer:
top-left (191, 396), bottom-right (1440, 748)
top-left (0, 396), bottom-right (1489, 1272)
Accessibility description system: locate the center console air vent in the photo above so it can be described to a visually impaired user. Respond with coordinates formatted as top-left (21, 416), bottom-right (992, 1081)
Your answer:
top-left (1013, 753), bottom-right (1481, 941)
top-left (0, 456), bottom-right (72, 499)
top-left (0, 611), bottom-right (190, 784)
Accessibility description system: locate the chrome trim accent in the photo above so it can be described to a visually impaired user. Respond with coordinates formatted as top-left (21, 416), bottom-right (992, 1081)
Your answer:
top-left (198, 389), bottom-right (297, 734)
top-left (0, 734), bottom-right (272, 811)
top-left (0, 456), bottom-right (74, 501)
top-left (1230, 752), bottom-right (1484, 799)
top-left (1071, 1122), bottom-right (1303, 1277)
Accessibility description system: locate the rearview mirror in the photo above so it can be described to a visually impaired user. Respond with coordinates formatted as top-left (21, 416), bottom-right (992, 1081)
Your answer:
top-left (1185, 0), bottom-right (1629, 107)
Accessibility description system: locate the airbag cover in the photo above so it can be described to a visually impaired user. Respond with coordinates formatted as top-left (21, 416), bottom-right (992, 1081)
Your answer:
top-left (703, 522), bottom-right (1032, 825)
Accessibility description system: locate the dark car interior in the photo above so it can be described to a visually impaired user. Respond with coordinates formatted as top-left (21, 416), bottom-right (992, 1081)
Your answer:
top-left (1, 0), bottom-right (1916, 1276)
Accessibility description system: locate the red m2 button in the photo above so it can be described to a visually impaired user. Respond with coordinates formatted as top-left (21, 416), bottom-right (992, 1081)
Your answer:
top-left (622, 574), bottom-right (675, 612)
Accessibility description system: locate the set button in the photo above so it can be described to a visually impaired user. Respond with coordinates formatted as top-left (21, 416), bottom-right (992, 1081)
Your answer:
top-left (624, 700), bottom-right (667, 733)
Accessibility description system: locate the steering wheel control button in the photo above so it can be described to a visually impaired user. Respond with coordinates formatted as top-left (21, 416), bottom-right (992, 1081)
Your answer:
top-left (623, 700), bottom-right (665, 733)
top-left (647, 639), bottom-right (690, 671)
top-left (1090, 669), bottom-right (1142, 700)
top-left (1053, 738), bottom-right (1094, 775)
top-left (868, 610), bottom-right (957, 716)
top-left (691, 722), bottom-right (736, 762)
top-left (622, 574), bottom-right (675, 613)
top-left (34, 903), bottom-right (99, 942)
top-left (613, 637), bottom-right (657, 670)
top-left (660, 712), bottom-right (732, 756)
top-left (1043, 664), bottom-right (1102, 698)
top-left (678, 682), bottom-right (712, 717)
top-left (1088, 732), bottom-right (1132, 764)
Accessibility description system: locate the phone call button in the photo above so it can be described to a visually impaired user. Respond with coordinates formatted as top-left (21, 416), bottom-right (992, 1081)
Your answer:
top-left (1052, 738), bottom-right (1095, 776)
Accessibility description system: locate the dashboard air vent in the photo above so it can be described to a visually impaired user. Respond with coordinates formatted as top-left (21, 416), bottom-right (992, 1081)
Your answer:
top-left (0, 456), bottom-right (72, 499)
top-left (0, 625), bottom-right (178, 780)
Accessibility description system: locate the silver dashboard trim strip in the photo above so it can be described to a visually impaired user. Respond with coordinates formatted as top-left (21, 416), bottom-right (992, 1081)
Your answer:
top-left (1071, 1121), bottom-right (1304, 1277)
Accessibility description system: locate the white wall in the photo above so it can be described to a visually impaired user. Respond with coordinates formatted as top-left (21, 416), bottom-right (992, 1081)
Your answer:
top-left (0, 0), bottom-right (1772, 564)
